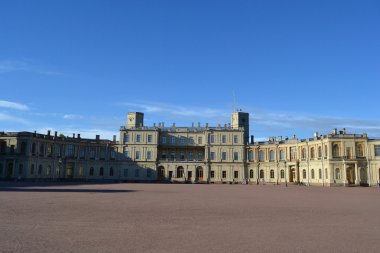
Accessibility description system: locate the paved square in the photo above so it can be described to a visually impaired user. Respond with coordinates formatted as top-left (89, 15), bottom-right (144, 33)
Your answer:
top-left (1, 182), bottom-right (380, 252)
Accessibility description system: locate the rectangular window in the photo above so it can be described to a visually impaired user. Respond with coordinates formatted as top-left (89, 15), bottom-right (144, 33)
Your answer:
top-left (123, 148), bottom-right (129, 158)
top-left (189, 137), bottom-right (194, 144)
top-left (180, 137), bottom-right (185, 144)
top-left (171, 136), bottom-right (176, 144)
top-left (161, 152), bottom-right (167, 159)
top-left (78, 166), bottom-right (84, 177)
top-left (179, 152), bottom-right (185, 160)
top-left (210, 152), bottom-right (215, 160)
top-left (135, 151), bottom-right (140, 160)
top-left (90, 147), bottom-right (96, 159)
top-left (79, 148), bottom-right (85, 159)
top-left (222, 152), bottom-right (227, 160)
top-left (234, 171), bottom-right (239, 179)
top-left (210, 135), bottom-right (215, 143)
top-left (162, 136), bottom-right (167, 144)
top-left (124, 134), bottom-right (129, 143)
top-left (234, 135), bottom-right (238, 144)
top-left (66, 144), bottom-right (75, 157)
top-left (148, 135), bottom-right (152, 143)
top-left (234, 152), bottom-right (238, 160)
top-left (189, 152), bottom-right (194, 161)
top-left (210, 170), bottom-right (215, 178)
top-left (170, 152), bottom-right (176, 160)
top-left (290, 147), bottom-right (297, 160)
top-left (124, 168), bottom-right (128, 177)
top-left (222, 171), bottom-right (227, 178)
top-left (248, 151), bottom-right (254, 161)
top-left (375, 145), bottom-right (380, 156)
top-left (198, 136), bottom-right (202, 144)
top-left (147, 151), bottom-right (152, 160)
top-left (222, 135), bottom-right (226, 143)
top-left (198, 152), bottom-right (203, 161)
top-left (136, 134), bottom-right (141, 142)
top-left (99, 148), bottom-right (106, 159)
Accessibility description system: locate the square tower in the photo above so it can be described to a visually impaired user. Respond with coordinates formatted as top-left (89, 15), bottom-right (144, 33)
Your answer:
top-left (231, 111), bottom-right (249, 144)
top-left (127, 112), bottom-right (144, 129)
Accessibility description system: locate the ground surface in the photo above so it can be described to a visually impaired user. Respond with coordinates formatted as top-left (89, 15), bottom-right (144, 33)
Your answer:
top-left (0, 182), bottom-right (379, 253)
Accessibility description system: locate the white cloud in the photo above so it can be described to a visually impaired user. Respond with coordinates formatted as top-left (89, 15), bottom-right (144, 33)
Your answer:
top-left (63, 114), bottom-right (83, 120)
top-left (0, 112), bottom-right (29, 124)
top-left (0, 60), bottom-right (62, 76)
top-left (0, 100), bottom-right (29, 111)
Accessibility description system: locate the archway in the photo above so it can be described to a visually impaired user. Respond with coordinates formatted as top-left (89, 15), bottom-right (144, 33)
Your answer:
top-left (177, 166), bottom-right (184, 178)
top-left (346, 167), bottom-right (355, 184)
top-left (289, 168), bottom-right (296, 183)
top-left (157, 166), bottom-right (165, 179)
top-left (196, 166), bottom-right (203, 181)
top-left (259, 169), bottom-right (264, 179)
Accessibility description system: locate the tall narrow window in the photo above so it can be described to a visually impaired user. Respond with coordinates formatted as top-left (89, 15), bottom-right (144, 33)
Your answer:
top-left (250, 169), bottom-right (254, 178)
top-left (311, 169), bottom-right (315, 179)
top-left (269, 150), bottom-right (275, 161)
top-left (110, 167), bottom-right (114, 176)
top-left (147, 151), bottom-right (152, 160)
top-left (135, 151), bottom-right (140, 160)
top-left (198, 136), bottom-right (202, 144)
top-left (210, 135), bottom-right (215, 143)
top-left (303, 169), bottom-right (306, 179)
top-left (89, 167), bottom-right (94, 176)
top-left (136, 134), bottom-right (141, 143)
top-left (280, 150), bottom-right (285, 160)
top-left (270, 170), bottom-right (274, 179)
top-left (233, 135), bottom-right (238, 144)
top-left (280, 170), bottom-right (285, 179)
top-left (333, 144), bottom-right (340, 157)
top-left (248, 151), bottom-right (254, 161)
top-left (234, 152), bottom-right (238, 160)
top-left (124, 134), bottom-right (129, 143)
top-left (222, 152), bottom-right (227, 161)
top-left (222, 135), bottom-right (226, 143)
top-left (99, 167), bottom-right (104, 176)
top-left (198, 152), bottom-right (203, 161)
top-left (210, 152), bottom-right (215, 160)
top-left (147, 135), bottom-right (152, 143)
top-left (259, 150), bottom-right (264, 161)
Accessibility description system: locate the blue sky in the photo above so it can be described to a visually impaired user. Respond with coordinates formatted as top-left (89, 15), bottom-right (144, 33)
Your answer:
top-left (1, 0), bottom-right (379, 141)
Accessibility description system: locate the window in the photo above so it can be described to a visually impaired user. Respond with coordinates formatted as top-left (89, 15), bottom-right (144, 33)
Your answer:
top-left (346, 148), bottom-right (352, 159)
top-left (333, 144), bottom-right (340, 157)
top-left (222, 135), bottom-right (226, 143)
top-left (148, 135), bottom-right (152, 143)
top-left (234, 152), bottom-right (238, 160)
top-left (210, 135), bottom-right (215, 143)
top-left (38, 165), bottom-right (43, 175)
top-left (55, 144), bottom-right (61, 157)
top-left (222, 152), bottom-right (227, 160)
top-left (290, 147), bottom-right (297, 160)
top-left (198, 152), bottom-right (203, 161)
top-left (189, 137), bottom-right (194, 144)
top-left (356, 144), bottom-right (364, 157)
top-left (211, 170), bottom-right (215, 178)
top-left (325, 168), bottom-right (328, 179)
top-left (311, 169), bottom-right (315, 179)
top-left (189, 152), bottom-right (194, 161)
top-left (46, 165), bottom-right (51, 176)
top-left (250, 169), bottom-right (254, 178)
top-left (177, 167), bottom-right (184, 178)
top-left (318, 146), bottom-right (322, 158)
top-left (79, 148), bottom-right (85, 158)
top-left (310, 147), bottom-right (315, 159)
top-left (110, 148), bottom-right (116, 159)
top-left (248, 151), bottom-right (254, 161)
top-left (161, 152), bottom-right (167, 159)
top-left (319, 169), bottom-right (322, 179)
top-left (110, 167), bottom-right (114, 176)
top-left (375, 145), bottom-right (380, 157)
top-left (179, 136), bottom-right (185, 144)
top-left (270, 170), bottom-right (274, 179)
top-left (259, 150), bottom-right (264, 161)
top-left (179, 152), bottom-right (185, 160)
top-left (11, 145), bottom-right (15, 153)
top-left (147, 169), bottom-right (152, 178)
top-left (20, 142), bottom-right (27, 154)
top-left (280, 150), bottom-right (285, 160)
top-left (147, 151), bottom-right (152, 160)
top-left (32, 143), bottom-right (36, 155)
top-left (162, 136), bottom-right (167, 144)
top-left (222, 171), bottom-right (227, 178)
top-left (90, 167), bottom-right (94, 176)
top-left (123, 168), bottom-right (128, 177)
top-left (269, 150), bottom-right (275, 161)
top-left (39, 143), bottom-right (44, 156)
top-left (99, 167), bottom-right (104, 176)
top-left (171, 136), bottom-right (176, 144)
top-left (325, 145), bottom-right (328, 157)
top-left (18, 164), bottom-right (23, 175)
top-left (234, 171), bottom-right (239, 179)
top-left (124, 148), bottom-right (129, 158)
top-left (335, 168), bottom-right (340, 179)
top-left (259, 170), bottom-right (264, 179)
top-left (135, 151), bottom-right (141, 160)
top-left (136, 134), bottom-right (141, 142)
top-left (124, 134), bottom-right (129, 143)
top-left (135, 169), bottom-right (139, 177)
top-left (0, 141), bottom-right (6, 153)
top-left (301, 148), bottom-right (306, 159)
top-left (30, 164), bottom-right (35, 175)
top-left (210, 152), bottom-right (215, 160)
top-left (234, 135), bottom-right (238, 144)
top-left (170, 152), bottom-right (175, 160)
top-left (90, 147), bottom-right (96, 159)
top-left (78, 166), bottom-right (84, 177)
top-left (198, 136), bottom-right (202, 144)
top-left (158, 167), bottom-right (164, 178)
top-left (303, 169), bottom-right (306, 179)
top-left (280, 170), bottom-right (285, 179)
top-left (99, 148), bottom-right (106, 159)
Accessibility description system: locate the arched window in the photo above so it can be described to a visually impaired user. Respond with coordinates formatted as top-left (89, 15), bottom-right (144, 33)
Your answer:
top-left (311, 169), bottom-right (315, 179)
top-left (333, 144), bottom-right (340, 157)
top-left (259, 151), bottom-right (264, 161)
top-left (46, 165), bottom-right (51, 176)
top-left (109, 167), bottom-right (114, 177)
top-left (89, 167), bottom-right (94, 176)
top-left (302, 148), bottom-right (306, 159)
top-left (259, 169), bottom-right (264, 179)
top-left (269, 150), bottom-right (275, 161)
top-left (318, 146), bottom-right (322, 158)
top-left (158, 166), bottom-right (165, 178)
top-left (248, 151), bottom-right (254, 161)
top-left (319, 169), bottom-right (322, 179)
top-left (99, 167), bottom-right (104, 176)
top-left (196, 167), bottom-right (203, 179)
top-left (280, 150), bottom-right (285, 160)
top-left (335, 168), bottom-right (340, 179)
top-left (40, 143), bottom-right (45, 156)
top-left (249, 169), bottom-right (254, 178)
top-left (356, 144), bottom-right (364, 157)
top-left (270, 169), bottom-right (274, 178)
top-left (38, 165), bottom-right (43, 175)
top-left (303, 169), bottom-right (306, 179)
top-left (280, 169), bottom-right (285, 179)
top-left (310, 147), bottom-right (315, 159)
top-left (32, 143), bottom-right (36, 155)
top-left (177, 167), bottom-right (184, 178)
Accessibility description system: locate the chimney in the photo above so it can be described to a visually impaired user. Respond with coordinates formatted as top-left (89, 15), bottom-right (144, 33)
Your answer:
top-left (172, 123), bottom-right (176, 128)
top-left (192, 122), bottom-right (194, 127)
top-left (77, 134), bottom-right (81, 139)
top-left (73, 133), bottom-right (75, 138)
top-left (162, 122), bottom-right (164, 127)
top-left (198, 122), bottom-right (201, 127)
top-left (333, 128), bottom-right (337, 135)
top-left (206, 123), bottom-right (209, 128)
top-left (314, 132), bottom-right (318, 138)
top-left (153, 123), bottom-right (156, 127)
top-left (293, 134), bottom-right (296, 139)
top-left (250, 135), bottom-right (254, 144)
top-left (113, 135), bottom-right (116, 142)
top-left (96, 135), bottom-right (100, 140)
top-left (54, 131), bottom-right (57, 137)
top-left (278, 136), bottom-right (282, 142)
top-left (343, 128), bottom-right (346, 134)
top-left (224, 124), bottom-right (227, 129)
top-left (47, 130), bottom-right (51, 136)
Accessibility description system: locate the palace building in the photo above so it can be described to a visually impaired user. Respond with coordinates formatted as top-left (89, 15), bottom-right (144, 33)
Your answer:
top-left (1, 111), bottom-right (380, 186)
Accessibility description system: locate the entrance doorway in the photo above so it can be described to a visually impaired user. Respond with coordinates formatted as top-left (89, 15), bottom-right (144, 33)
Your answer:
top-left (196, 167), bottom-right (203, 181)
top-left (66, 164), bottom-right (74, 179)
top-left (7, 162), bottom-right (13, 179)
top-left (346, 167), bottom-right (355, 184)
top-left (168, 171), bottom-right (173, 179)
top-left (289, 168), bottom-right (296, 183)
top-left (187, 171), bottom-right (192, 181)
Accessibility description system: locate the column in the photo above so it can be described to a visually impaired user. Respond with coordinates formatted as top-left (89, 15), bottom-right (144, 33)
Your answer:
top-left (354, 163), bottom-right (359, 185)
top-left (343, 162), bottom-right (347, 186)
